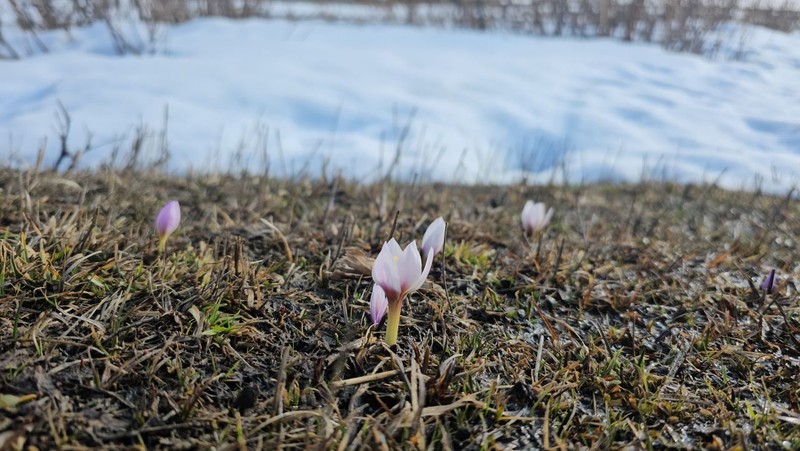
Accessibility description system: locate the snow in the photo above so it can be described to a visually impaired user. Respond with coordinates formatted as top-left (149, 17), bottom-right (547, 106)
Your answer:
top-left (1, 17), bottom-right (800, 191)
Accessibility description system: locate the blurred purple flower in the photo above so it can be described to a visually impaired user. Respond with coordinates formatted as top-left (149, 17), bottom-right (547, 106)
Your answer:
top-left (760, 269), bottom-right (776, 294)
top-left (156, 200), bottom-right (181, 252)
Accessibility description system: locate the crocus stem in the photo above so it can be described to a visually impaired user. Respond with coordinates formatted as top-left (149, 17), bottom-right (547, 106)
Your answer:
top-left (158, 235), bottom-right (168, 254)
top-left (385, 298), bottom-right (403, 346)
top-left (535, 232), bottom-right (543, 262)
top-left (440, 255), bottom-right (451, 311)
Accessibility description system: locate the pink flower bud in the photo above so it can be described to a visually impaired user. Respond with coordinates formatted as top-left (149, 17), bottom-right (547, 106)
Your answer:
top-left (370, 284), bottom-right (388, 325)
top-left (156, 200), bottom-right (181, 239)
top-left (421, 217), bottom-right (446, 258)
top-left (521, 200), bottom-right (553, 234)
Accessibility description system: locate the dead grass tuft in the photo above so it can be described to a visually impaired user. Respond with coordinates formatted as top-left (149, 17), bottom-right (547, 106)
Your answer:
top-left (1, 168), bottom-right (799, 449)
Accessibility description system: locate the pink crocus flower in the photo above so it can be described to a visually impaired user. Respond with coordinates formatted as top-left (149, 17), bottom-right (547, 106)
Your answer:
top-left (521, 200), bottom-right (553, 235)
top-left (155, 200), bottom-right (181, 252)
top-left (370, 284), bottom-right (388, 325)
top-left (371, 238), bottom-right (434, 345)
top-left (420, 217), bottom-right (446, 259)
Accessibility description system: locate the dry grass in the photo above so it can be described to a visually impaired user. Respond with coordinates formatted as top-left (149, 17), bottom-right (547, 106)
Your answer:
top-left (0, 167), bottom-right (799, 449)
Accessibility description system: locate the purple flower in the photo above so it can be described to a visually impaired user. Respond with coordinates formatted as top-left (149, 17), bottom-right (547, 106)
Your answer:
top-left (760, 269), bottom-right (776, 294)
top-left (155, 200), bottom-right (181, 252)
top-left (371, 238), bottom-right (434, 345)
top-left (369, 284), bottom-right (388, 325)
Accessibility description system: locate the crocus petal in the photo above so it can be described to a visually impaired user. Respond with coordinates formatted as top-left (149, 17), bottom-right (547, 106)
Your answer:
top-left (156, 200), bottom-right (181, 237)
top-left (370, 284), bottom-right (388, 325)
top-left (397, 241), bottom-right (423, 293)
top-left (384, 238), bottom-right (403, 257)
top-left (543, 207), bottom-right (554, 228)
top-left (523, 200), bottom-right (535, 214)
top-left (521, 200), bottom-right (535, 231)
top-left (521, 200), bottom-right (536, 232)
top-left (372, 239), bottom-right (404, 300)
top-left (535, 203), bottom-right (548, 228)
top-left (421, 217), bottom-right (446, 257)
top-left (408, 248), bottom-right (435, 293)
top-left (372, 250), bottom-right (401, 300)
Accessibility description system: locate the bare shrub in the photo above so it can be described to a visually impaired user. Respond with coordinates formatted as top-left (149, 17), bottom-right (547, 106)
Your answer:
top-left (51, 100), bottom-right (98, 171)
top-left (0, 18), bottom-right (21, 58)
top-left (1, 0), bottom-right (797, 58)
top-left (131, 0), bottom-right (193, 24)
top-left (742, 0), bottom-right (800, 32)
